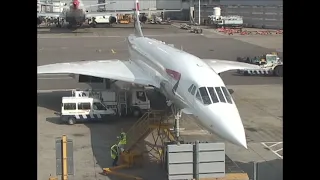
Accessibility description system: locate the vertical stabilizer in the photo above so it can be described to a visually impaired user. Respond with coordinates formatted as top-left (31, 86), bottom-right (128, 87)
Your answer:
top-left (134, 0), bottom-right (144, 37)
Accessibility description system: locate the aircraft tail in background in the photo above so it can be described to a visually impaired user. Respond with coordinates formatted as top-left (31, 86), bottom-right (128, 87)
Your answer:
top-left (133, 0), bottom-right (144, 37)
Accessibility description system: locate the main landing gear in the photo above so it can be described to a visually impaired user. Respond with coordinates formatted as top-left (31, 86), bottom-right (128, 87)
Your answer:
top-left (167, 100), bottom-right (182, 138)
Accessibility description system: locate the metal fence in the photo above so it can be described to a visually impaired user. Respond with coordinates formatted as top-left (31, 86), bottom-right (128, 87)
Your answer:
top-left (222, 5), bottom-right (283, 29)
top-left (192, 3), bottom-right (282, 29)
top-left (165, 141), bottom-right (225, 180)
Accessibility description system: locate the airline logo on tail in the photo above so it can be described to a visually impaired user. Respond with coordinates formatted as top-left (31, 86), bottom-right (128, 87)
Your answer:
top-left (166, 69), bottom-right (181, 94)
top-left (166, 69), bottom-right (181, 81)
top-left (133, 0), bottom-right (144, 37)
top-left (134, 0), bottom-right (140, 15)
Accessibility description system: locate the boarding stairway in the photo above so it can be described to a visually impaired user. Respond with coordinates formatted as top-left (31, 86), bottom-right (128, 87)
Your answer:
top-left (102, 110), bottom-right (176, 179)
top-left (125, 110), bottom-right (175, 152)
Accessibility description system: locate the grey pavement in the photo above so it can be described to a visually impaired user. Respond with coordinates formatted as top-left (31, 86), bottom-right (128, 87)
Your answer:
top-left (37, 24), bottom-right (282, 180)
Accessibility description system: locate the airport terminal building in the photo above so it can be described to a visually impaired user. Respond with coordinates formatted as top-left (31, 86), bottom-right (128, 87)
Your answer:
top-left (39, 0), bottom-right (283, 29)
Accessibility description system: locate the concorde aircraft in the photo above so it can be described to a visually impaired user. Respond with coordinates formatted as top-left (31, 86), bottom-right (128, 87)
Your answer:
top-left (37, 0), bottom-right (262, 148)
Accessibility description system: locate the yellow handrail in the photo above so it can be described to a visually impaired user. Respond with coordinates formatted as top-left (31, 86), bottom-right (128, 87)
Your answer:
top-left (125, 111), bottom-right (166, 150)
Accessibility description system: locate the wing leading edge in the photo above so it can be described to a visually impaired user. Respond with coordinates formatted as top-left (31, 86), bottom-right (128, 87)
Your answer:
top-left (203, 59), bottom-right (261, 74)
top-left (37, 60), bottom-right (158, 87)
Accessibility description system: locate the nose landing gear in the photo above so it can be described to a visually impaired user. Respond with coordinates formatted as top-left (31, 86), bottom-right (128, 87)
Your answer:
top-left (168, 102), bottom-right (182, 138)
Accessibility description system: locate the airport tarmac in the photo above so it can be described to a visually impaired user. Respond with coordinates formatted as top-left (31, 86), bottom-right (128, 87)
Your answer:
top-left (37, 24), bottom-right (283, 180)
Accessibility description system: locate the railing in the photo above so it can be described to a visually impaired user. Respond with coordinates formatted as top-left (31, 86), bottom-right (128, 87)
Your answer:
top-left (125, 110), bottom-right (166, 151)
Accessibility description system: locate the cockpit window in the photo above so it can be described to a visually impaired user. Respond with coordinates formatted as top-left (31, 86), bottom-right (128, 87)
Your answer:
top-left (191, 85), bottom-right (196, 95)
top-left (221, 87), bottom-right (233, 104)
top-left (207, 87), bottom-right (219, 103)
top-left (199, 87), bottom-right (211, 105)
top-left (188, 84), bottom-right (197, 95)
top-left (188, 84), bottom-right (194, 93)
top-left (196, 90), bottom-right (202, 101)
top-left (215, 87), bottom-right (226, 103)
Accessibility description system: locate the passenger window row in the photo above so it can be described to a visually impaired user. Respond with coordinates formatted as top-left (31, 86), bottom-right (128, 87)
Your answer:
top-left (188, 84), bottom-right (233, 105)
top-left (63, 102), bottom-right (106, 110)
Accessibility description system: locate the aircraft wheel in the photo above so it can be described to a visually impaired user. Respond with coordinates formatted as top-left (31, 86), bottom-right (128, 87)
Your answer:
top-left (68, 117), bottom-right (76, 125)
top-left (273, 65), bottom-right (283, 77)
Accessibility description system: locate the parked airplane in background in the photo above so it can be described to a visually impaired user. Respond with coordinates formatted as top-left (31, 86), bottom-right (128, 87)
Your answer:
top-left (37, 0), bottom-right (261, 148)
top-left (37, 0), bottom-right (118, 28)
top-left (38, 0), bottom-right (182, 28)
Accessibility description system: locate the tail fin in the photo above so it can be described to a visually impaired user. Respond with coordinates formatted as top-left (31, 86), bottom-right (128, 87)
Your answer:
top-left (134, 0), bottom-right (144, 37)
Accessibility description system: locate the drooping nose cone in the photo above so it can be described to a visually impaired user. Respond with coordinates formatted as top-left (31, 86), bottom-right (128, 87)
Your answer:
top-left (209, 105), bottom-right (247, 149)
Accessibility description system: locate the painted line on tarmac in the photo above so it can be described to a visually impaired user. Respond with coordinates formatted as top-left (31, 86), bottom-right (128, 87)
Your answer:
top-left (37, 73), bottom-right (70, 76)
top-left (37, 89), bottom-right (74, 93)
top-left (38, 77), bottom-right (73, 80)
top-left (38, 74), bottom-right (73, 80)
top-left (37, 35), bottom-right (124, 38)
top-left (179, 130), bottom-right (211, 135)
top-left (171, 23), bottom-right (181, 28)
top-left (261, 142), bottom-right (283, 159)
top-left (37, 34), bottom-right (197, 39)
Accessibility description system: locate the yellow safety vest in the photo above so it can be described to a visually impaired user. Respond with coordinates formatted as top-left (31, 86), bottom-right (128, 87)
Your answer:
top-left (119, 132), bottom-right (127, 145)
top-left (110, 144), bottom-right (118, 159)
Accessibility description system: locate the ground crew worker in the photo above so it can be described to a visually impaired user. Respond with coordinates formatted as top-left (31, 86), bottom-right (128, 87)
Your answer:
top-left (117, 128), bottom-right (127, 152)
top-left (110, 144), bottom-right (119, 166)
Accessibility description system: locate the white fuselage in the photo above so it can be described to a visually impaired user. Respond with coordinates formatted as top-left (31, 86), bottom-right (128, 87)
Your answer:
top-left (63, 3), bottom-right (86, 24)
top-left (126, 34), bottom-right (247, 148)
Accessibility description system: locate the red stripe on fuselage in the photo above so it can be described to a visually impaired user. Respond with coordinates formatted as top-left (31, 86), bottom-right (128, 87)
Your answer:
top-left (166, 69), bottom-right (181, 81)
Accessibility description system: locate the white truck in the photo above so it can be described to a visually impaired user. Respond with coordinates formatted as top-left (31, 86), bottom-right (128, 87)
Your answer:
top-left (60, 96), bottom-right (116, 125)
top-left (71, 88), bottom-right (150, 116)
top-left (209, 15), bottom-right (243, 28)
top-left (59, 88), bottom-right (151, 125)
top-left (88, 15), bottom-right (117, 27)
top-left (236, 53), bottom-right (283, 77)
